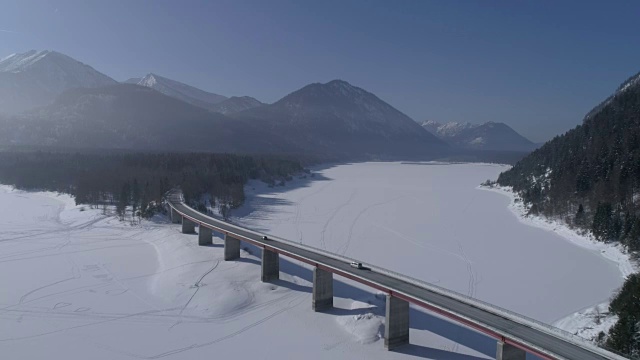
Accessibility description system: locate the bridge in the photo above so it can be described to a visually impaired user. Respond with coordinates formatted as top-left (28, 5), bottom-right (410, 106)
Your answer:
top-left (165, 190), bottom-right (626, 360)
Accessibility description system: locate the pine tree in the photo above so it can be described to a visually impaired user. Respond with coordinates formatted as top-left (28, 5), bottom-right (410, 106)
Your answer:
top-left (117, 182), bottom-right (131, 221)
top-left (575, 204), bottom-right (585, 226)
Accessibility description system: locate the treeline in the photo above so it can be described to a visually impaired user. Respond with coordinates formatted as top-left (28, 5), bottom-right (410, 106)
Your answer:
top-left (0, 151), bottom-right (304, 219)
top-left (495, 75), bottom-right (640, 357)
top-left (497, 80), bottom-right (640, 251)
top-left (606, 274), bottom-right (640, 357)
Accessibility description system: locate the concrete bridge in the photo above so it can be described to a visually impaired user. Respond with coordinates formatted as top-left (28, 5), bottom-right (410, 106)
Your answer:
top-left (166, 190), bottom-right (627, 360)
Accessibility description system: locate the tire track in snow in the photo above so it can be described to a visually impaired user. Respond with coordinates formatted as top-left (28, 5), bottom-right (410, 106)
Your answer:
top-left (338, 195), bottom-right (409, 256)
top-left (291, 181), bottom-right (333, 244)
top-left (320, 190), bottom-right (357, 250)
top-left (170, 261), bottom-right (221, 330)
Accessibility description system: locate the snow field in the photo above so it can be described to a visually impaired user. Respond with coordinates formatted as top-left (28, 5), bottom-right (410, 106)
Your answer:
top-left (0, 185), bottom-right (491, 359)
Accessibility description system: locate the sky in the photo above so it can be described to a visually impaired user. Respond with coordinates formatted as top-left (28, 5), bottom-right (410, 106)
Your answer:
top-left (1, 0), bottom-right (639, 142)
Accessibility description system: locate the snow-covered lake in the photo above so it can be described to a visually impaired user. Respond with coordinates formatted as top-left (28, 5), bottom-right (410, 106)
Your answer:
top-left (235, 162), bottom-right (623, 323)
top-left (0, 162), bottom-right (625, 359)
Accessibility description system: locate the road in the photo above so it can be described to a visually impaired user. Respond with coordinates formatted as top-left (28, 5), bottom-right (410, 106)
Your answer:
top-left (167, 192), bottom-right (625, 360)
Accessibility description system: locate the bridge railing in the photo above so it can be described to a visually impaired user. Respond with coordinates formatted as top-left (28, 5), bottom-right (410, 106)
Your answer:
top-left (260, 230), bottom-right (625, 359)
top-left (165, 190), bottom-right (628, 360)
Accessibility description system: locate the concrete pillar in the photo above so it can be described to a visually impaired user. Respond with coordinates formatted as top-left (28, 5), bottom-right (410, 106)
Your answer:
top-left (182, 217), bottom-right (195, 234)
top-left (312, 267), bottom-right (333, 311)
top-left (198, 226), bottom-right (212, 246)
top-left (224, 234), bottom-right (240, 261)
top-left (261, 248), bottom-right (279, 282)
top-left (170, 208), bottom-right (181, 223)
top-left (385, 295), bottom-right (410, 350)
top-left (496, 341), bottom-right (526, 360)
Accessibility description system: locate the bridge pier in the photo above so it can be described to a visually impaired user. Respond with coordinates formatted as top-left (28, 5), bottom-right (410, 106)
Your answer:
top-left (224, 234), bottom-right (240, 260)
top-left (385, 295), bottom-right (410, 350)
top-left (261, 248), bottom-right (279, 282)
top-left (496, 341), bottom-right (526, 360)
top-left (198, 226), bottom-right (212, 246)
top-left (170, 208), bottom-right (181, 223)
top-left (312, 267), bottom-right (333, 311)
top-left (181, 217), bottom-right (196, 234)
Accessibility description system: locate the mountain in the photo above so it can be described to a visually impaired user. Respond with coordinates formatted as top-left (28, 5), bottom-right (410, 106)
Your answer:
top-left (422, 120), bottom-right (536, 152)
top-left (0, 77), bottom-right (447, 160)
top-left (0, 84), bottom-right (293, 154)
top-left (495, 71), bottom-right (640, 355)
top-left (233, 80), bottom-right (447, 159)
top-left (0, 50), bottom-right (117, 114)
top-left (132, 73), bottom-right (227, 110)
top-left (211, 96), bottom-right (264, 114)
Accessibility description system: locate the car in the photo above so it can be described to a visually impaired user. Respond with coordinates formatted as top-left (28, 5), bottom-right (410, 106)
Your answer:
top-left (349, 261), bottom-right (364, 269)
top-left (263, 235), bottom-right (270, 241)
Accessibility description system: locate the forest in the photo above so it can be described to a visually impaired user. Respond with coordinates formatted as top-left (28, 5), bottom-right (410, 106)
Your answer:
top-left (0, 151), bottom-right (304, 220)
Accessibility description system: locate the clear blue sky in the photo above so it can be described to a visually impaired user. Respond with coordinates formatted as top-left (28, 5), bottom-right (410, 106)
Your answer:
top-left (1, 0), bottom-right (639, 142)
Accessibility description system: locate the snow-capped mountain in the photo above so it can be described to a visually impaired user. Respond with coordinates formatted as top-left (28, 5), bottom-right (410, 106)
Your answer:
top-left (422, 120), bottom-right (536, 152)
top-left (131, 73), bottom-right (227, 110)
top-left (211, 96), bottom-right (264, 114)
top-left (0, 50), bottom-right (117, 114)
top-left (234, 80), bottom-right (447, 159)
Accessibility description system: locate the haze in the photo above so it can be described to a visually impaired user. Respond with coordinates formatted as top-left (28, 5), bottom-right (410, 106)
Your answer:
top-left (1, 0), bottom-right (639, 142)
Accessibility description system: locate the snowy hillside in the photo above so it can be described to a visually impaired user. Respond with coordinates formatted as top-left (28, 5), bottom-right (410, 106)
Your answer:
top-left (133, 73), bottom-right (227, 110)
top-left (421, 120), bottom-right (536, 152)
top-left (0, 185), bottom-right (492, 360)
top-left (0, 50), bottom-right (116, 114)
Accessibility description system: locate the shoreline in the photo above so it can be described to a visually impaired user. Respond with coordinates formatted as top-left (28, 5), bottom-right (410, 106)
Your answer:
top-left (479, 184), bottom-right (637, 339)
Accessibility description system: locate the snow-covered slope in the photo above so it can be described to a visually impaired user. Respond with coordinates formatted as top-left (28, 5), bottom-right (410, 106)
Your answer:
top-left (421, 120), bottom-right (536, 152)
top-left (133, 73), bottom-right (227, 110)
top-left (0, 50), bottom-right (117, 114)
top-left (210, 96), bottom-right (264, 114)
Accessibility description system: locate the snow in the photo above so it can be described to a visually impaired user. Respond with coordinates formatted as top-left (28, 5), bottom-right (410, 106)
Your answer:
top-left (469, 136), bottom-right (485, 145)
top-left (0, 161), bottom-right (629, 358)
top-left (0, 184), bottom-right (492, 359)
top-left (480, 184), bottom-right (637, 341)
top-left (233, 162), bottom-right (624, 325)
top-left (0, 50), bottom-right (48, 73)
top-left (135, 73), bottom-right (227, 105)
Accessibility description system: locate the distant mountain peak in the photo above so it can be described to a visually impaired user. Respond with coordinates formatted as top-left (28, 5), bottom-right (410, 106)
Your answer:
top-left (0, 50), bottom-right (66, 73)
top-left (234, 80), bottom-right (446, 159)
top-left (421, 120), bottom-right (535, 152)
top-left (326, 79), bottom-right (356, 89)
top-left (139, 73), bottom-right (159, 87)
top-left (0, 49), bottom-right (117, 114)
top-left (130, 72), bottom-right (227, 109)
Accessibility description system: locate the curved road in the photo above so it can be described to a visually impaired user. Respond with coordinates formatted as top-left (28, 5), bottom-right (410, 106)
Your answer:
top-left (167, 191), bottom-right (625, 360)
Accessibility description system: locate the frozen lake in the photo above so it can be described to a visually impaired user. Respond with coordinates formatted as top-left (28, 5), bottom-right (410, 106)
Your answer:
top-left (0, 161), bottom-right (625, 359)
top-left (235, 162), bottom-right (623, 323)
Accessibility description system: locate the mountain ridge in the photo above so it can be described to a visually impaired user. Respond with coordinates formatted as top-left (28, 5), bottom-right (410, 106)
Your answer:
top-left (422, 120), bottom-right (536, 152)
top-left (233, 79), bottom-right (447, 159)
top-left (0, 50), bottom-right (117, 114)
